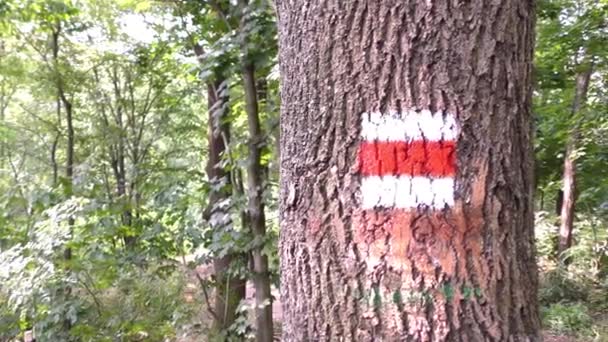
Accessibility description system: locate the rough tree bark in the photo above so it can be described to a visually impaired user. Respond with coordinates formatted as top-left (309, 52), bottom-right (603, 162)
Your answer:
top-left (276, 1), bottom-right (540, 341)
top-left (558, 63), bottom-right (593, 255)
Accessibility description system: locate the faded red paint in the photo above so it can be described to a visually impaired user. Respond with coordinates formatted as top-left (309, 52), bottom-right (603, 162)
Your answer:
top-left (353, 208), bottom-right (460, 273)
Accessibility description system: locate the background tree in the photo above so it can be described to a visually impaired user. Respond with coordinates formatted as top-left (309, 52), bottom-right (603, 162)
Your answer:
top-left (177, 0), bottom-right (278, 339)
top-left (534, 0), bottom-right (608, 257)
top-left (180, 0), bottom-right (248, 334)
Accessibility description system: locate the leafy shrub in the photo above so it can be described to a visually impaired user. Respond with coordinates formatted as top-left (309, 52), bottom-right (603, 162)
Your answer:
top-left (535, 211), bottom-right (561, 262)
top-left (540, 269), bottom-right (590, 305)
top-left (542, 302), bottom-right (593, 336)
top-left (536, 212), bottom-right (608, 303)
top-left (0, 291), bottom-right (20, 340)
top-left (561, 215), bottom-right (608, 282)
top-left (70, 267), bottom-right (198, 342)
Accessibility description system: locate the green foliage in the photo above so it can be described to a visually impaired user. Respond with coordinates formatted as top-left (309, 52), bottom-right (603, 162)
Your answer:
top-left (535, 0), bottom-right (608, 210)
top-left (1, 0), bottom-right (279, 339)
top-left (537, 211), bottom-right (608, 339)
top-left (0, 196), bottom-right (201, 341)
top-left (537, 212), bottom-right (608, 281)
top-left (0, 291), bottom-right (20, 340)
top-left (535, 5), bottom-right (608, 338)
top-left (540, 269), bottom-right (590, 305)
top-left (542, 302), bottom-right (594, 337)
top-left (69, 268), bottom-right (196, 341)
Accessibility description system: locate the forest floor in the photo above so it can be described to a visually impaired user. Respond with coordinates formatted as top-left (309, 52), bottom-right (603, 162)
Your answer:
top-left (180, 264), bottom-right (607, 342)
top-left (543, 333), bottom-right (579, 342)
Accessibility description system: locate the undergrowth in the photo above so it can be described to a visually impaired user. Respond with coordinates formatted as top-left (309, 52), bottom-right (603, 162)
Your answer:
top-left (536, 211), bottom-right (608, 341)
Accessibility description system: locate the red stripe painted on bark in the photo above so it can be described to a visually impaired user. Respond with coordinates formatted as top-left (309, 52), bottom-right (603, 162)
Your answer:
top-left (359, 140), bottom-right (456, 177)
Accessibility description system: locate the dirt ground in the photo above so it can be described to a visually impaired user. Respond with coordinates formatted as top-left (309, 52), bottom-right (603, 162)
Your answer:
top-left (543, 332), bottom-right (579, 342)
top-left (182, 264), bottom-right (598, 341)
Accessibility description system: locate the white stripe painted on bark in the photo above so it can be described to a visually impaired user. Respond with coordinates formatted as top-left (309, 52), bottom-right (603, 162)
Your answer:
top-left (360, 110), bottom-right (458, 142)
top-left (361, 176), bottom-right (454, 209)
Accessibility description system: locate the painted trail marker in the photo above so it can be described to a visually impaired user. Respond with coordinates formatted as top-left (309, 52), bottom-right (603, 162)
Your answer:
top-left (359, 110), bottom-right (458, 209)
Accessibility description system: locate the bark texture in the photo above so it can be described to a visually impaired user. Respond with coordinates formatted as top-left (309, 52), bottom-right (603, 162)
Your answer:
top-left (243, 60), bottom-right (274, 342)
top-left (277, 0), bottom-right (540, 341)
top-left (241, 1), bottom-right (274, 340)
top-left (558, 65), bottom-right (593, 255)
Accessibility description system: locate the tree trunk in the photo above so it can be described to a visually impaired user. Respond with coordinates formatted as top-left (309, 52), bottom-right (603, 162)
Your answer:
top-left (108, 67), bottom-right (135, 248)
top-left (558, 65), bottom-right (593, 255)
top-left (0, 84), bottom-right (13, 169)
top-left (276, 1), bottom-right (540, 341)
top-left (204, 77), bottom-right (247, 333)
top-left (51, 21), bottom-right (76, 338)
top-left (0, 92), bottom-right (3, 168)
top-left (243, 56), bottom-right (274, 342)
top-left (555, 190), bottom-right (563, 216)
top-left (240, 2), bottom-right (274, 340)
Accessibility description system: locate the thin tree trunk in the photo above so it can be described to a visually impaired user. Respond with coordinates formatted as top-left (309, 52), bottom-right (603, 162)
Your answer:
top-left (558, 64), bottom-right (593, 254)
top-left (242, 45), bottom-right (274, 342)
top-left (0, 84), bottom-right (13, 169)
top-left (276, 1), bottom-right (540, 340)
top-left (240, 2), bottom-right (274, 340)
top-left (51, 104), bottom-right (60, 187)
top-left (118, 84), bottom-right (133, 247)
top-left (108, 67), bottom-right (135, 248)
top-left (52, 21), bottom-right (75, 338)
top-left (0, 94), bottom-right (3, 169)
top-left (62, 93), bottom-right (74, 202)
top-left (556, 190), bottom-right (563, 216)
top-left (193, 42), bottom-right (247, 334)
top-left (206, 78), bottom-right (247, 333)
